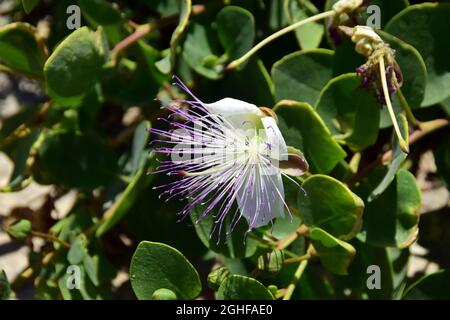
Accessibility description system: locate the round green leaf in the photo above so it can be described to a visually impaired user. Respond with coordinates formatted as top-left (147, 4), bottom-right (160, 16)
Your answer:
top-left (386, 3), bottom-right (450, 106)
top-left (35, 131), bottom-right (118, 190)
top-left (217, 275), bottom-right (274, 300)
top-left (298, 174), bottom-right (364, 240)
top-left (182, 22), bottom-right (222, 79)
top-left (357, 169), bottom-right (421, 248)
top-left (182, 6), bottom-right (255, 79)
top-left (274, 100), bottom-right (347, 174)
top-left (216, 6), bottom-right (255, 61)
top-left (315, 73), bottom-right (380, 151)
top-left (272, 49), bottom-right (334, 106)
top-left (44, 27), bottom-right (106, 106)
top-left (0, 22), bottom-right (46, 77)
top-left (309, 227), bottom-right (356, 275)
top-left (130, 241), bottom-right (201, 300)
top-left (285, 0), bottom-right (324, 50)
top-left (403, 269), bottom-right (450, 300)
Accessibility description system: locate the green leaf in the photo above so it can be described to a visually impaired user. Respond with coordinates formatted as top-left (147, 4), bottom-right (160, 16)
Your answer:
top-left (44, 27), bottom-right (106, 106)
top-left (216, 6), bottom-right (255, 61)
top-left (285, 0), bottom-right (324, 50)
top-left (357, 169), bottom-right (421, 248)
top-left (0, 22), bottom-right (46, 77)
top-left (309, 227), bottom-right (356, 275)
top-left (67, 236), bottom-right (86, 265)
top-left (190, 206), bottom-right (259, 259)
top-left (315, 73), bottom-right (380, 151)
top-left (386, 3), bottom-right (450, 106)
top-left (377, 30), bottom-right (427, 109)
top-left (35, 131), bottom-right (118, 190)
top-left (298, 175), bottom-right (364, 240)
top-left (0, 270), bottom-right (11, 300)
top-left (274, 100), bottom-right (347, 174)
top-left (52, 209), bottom-right (94, 247)
top-left (272, 49), bottom-right (334, 106)
top-left (403, 269), bottom-right (450, 299)
top-left (130, 241), bottom-right (201, 300)
top-left (271, 215), bottom-right (302, 239)
top-left (182, 6), bottom-right (255, 79)
top-left (182, 22), bottom-right (222, 79)
top-left (368, 114), bottom-right (409, 201)
top-left (78, 0), bottom-right (122, 26)
top-left (22, 0), bottom-right (40, 14)
top-left (83, 254), bottom-right (100, 287)
top-left (6, 219), bottom-right (32, 240)
top-left (217, 275), bottom-right (274, 300)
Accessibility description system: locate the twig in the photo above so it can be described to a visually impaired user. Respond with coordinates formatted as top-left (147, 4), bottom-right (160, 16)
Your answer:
top-left (30, 231), bottom-right (71, 249)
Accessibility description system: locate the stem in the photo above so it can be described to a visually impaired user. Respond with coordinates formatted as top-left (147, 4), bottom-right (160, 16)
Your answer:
top-left (379, 56), bottom-right (409, 153)
top-left (277, 225), bottom-right (309, 250)
top-left (226, 10), bottom-right (335, 70)
top-left (283, 259), bottom-right (309, 300)
top-left (396, 88), bottom-right (420, 129)
top-left (30, 231), bottom-right (71, 249)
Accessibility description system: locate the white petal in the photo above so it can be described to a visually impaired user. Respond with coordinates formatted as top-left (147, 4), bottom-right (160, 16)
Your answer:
top-left (261, 116), bottom-right (288, 162)
top-left (205, 98), bottom-right (264, 130)
top-left (237, 172), bottom-right (285, 229)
